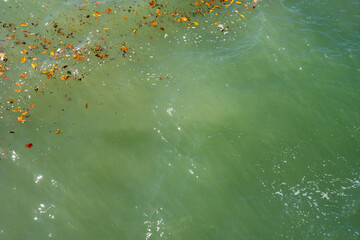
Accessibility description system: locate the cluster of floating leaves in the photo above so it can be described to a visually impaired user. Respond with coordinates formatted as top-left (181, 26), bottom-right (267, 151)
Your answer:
top-left (0, 0), bottom-right (259, 149)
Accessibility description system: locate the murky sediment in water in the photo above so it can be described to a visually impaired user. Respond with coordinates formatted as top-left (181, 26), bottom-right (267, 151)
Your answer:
top-left (0, 0), bottom-right (359, 239)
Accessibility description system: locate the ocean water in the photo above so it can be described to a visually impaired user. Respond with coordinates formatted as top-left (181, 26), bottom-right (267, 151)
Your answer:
top-left (0, 0), bottom-right (359, 239)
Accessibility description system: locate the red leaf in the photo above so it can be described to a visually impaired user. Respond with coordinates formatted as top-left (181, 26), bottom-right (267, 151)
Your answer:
top-left (25, 143), bottom-right (33, 148)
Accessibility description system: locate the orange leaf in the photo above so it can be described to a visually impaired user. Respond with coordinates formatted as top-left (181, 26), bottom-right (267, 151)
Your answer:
top-left (13, 107), bottom-right (20, 112)
top-left (149, 0), bottom-right (156, 7)
top-left (9, 99), bottom-right (14, 103)
top-left (194, 2), bottom-right (201, 6)
top-left (61, 75), bottom-right (70, 80)
top-left (152, 20), bottom-right (158, 26)
top-left (55, 129), bottom-right (61, 135)
top-left (21, 56), bottom-right (26, 63)
top-left (20, 23), bottom-right (28, 27)
top-left (16, 88), bottom-right (21, 93)
top-left (123, 16), bottom-right (127, 20)
top-left (121, 46), bottom-right (127, 52)
top-left (20, 73), bottom-right (27, 78)
top-left (30, 104), bottom-right (35, 108)
top-left (17, 116), bottom-right (26, 123)
top-left (77, 56), bottom-right (85, 62)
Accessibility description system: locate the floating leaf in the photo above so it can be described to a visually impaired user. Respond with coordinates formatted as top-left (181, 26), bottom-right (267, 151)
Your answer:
top-left (20, 73), bottom-right (27, 78)
top-left (121, 46), bottom-right (127, 52)
top-left (149, 1), bottom-right (156, 7)
top-left (17, 116), bottom-right (26, 123)
top-left (152, 20), bottom-right (158, 26)
top-left (55, 129), bottom-right (61, 135)
top-left (77, 56), bottom-right (85, 62)
top-left (21, 56), bottom-right (26, 63)
top-left (25, 143), bottom-right (33, 148)
top-left (61, 75), bottom-right (70, 80)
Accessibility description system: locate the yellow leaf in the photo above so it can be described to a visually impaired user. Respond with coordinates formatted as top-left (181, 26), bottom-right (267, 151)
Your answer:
top-left (21, 56), bottom-right (26, 63)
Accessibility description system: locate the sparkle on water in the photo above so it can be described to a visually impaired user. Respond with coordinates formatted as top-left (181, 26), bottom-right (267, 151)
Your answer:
top-left (0, 0), bottom-right (360, 239)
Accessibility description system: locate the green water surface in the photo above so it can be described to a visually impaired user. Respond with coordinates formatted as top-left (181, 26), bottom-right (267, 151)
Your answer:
top-left (0, 0), bottom-right (359, 239)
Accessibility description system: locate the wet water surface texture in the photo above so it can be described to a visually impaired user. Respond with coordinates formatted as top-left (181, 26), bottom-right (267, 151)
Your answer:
top-left (0, 0), bottom-right (360, 239)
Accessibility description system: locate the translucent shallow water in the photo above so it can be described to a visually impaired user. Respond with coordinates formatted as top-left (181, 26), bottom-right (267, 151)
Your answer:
top-left (0, 0), bottom-right (359, 239)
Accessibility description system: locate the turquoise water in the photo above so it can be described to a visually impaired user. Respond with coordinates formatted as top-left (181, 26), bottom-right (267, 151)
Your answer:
top-left (0, 0), bottom-right (359, 239)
